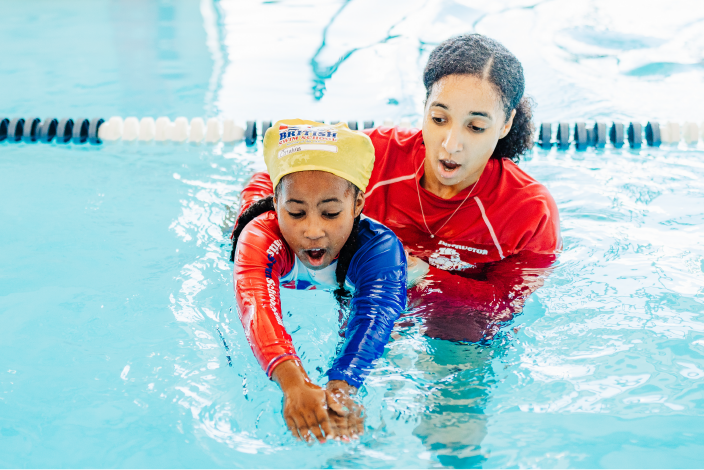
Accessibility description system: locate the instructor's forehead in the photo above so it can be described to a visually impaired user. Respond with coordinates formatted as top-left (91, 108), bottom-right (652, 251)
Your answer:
top-left (429, 74), bottom-right (503, 117)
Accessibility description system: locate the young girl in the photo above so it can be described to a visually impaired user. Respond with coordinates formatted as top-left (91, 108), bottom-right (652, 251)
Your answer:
top-left (230, 120), bottom-right (407, 443)
top-left (362, 34), bottom-right (561, 340)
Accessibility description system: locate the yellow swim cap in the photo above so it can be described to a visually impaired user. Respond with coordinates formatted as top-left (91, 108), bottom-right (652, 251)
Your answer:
top-left (263, 119), bottom-right (375, 192)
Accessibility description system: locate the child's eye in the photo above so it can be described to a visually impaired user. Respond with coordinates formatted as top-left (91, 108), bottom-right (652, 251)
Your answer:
top-left (287, 211), bottom-right (305, 219)
top-left (323, 212), bottom-right (341, 219)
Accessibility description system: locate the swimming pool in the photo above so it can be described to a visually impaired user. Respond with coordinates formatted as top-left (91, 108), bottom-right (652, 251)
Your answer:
top-left (2, 0), bottom-right (704, 468)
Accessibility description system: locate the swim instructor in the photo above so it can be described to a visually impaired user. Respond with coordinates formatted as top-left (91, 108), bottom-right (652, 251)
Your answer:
top-left (363, 34), bottom-right (561, 326)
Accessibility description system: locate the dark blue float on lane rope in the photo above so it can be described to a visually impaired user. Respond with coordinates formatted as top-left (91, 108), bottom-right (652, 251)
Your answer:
top-left (38, 118), bottom-right (58, 143)
top-left (7, 117), bottom-right (25, 142)
top-left (245, 121), bottom-right (256, 146)
top-left (0, 117), bottom-right (9, 142)
top-left (645, 122), bottom-right (661, 147)
top-left (594, 123), bottom-right (607, 148)
top-left (610, 122), bottom-right (625, 148)
top-left (88, 117), bottom-right (104, 145)
top-left (574, 122), bottom-right (587, 150)
top-left (628, 122), bottom-right (643, 149)
top-left (22, 117), bottom-right (41, 143)
top-left (72, 118), bottom-right (89, 144)
top-left (539, 123), bottom-right (552, 149)
top-left (557, 122), bottom-right (570, 150)
top-left (56, 118), bottom-right (74, 143)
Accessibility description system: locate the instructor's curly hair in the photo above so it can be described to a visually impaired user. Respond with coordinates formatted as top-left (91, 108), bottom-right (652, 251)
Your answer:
top-left (423, 34), bottom-right (534, 163)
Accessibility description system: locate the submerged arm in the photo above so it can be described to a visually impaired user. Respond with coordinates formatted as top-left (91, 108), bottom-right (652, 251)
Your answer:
top-left (409, 250), bottom-right (556, 342)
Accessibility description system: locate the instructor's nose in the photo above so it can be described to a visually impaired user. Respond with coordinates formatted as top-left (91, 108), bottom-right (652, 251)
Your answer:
top-left (442, 125), bottom-right (463, 154)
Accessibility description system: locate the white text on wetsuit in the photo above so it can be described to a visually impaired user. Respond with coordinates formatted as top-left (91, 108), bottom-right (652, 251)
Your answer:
top-left (265, 240), bottom-right (284, 319)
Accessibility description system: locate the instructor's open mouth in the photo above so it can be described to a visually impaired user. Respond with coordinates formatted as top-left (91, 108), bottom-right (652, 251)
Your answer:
top-left (438, 159), bottom-right (461, 177)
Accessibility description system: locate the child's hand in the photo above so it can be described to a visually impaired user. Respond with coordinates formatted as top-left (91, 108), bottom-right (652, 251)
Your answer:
top-left (326, 380), bottom-right (364, 440)
top-left (272, 360), bottom-right (334, 443)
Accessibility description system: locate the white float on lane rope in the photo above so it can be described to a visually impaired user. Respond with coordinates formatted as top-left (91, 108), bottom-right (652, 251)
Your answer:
top-left (155, 117), bottom-right (171, 142)
top-left (189, 118), bottom-right (205, 143)
top-left (683, 122), bottom-right (699, 145)
top-left (205, 118), bottom-right (221, 143)
top-left (138, 117), bottom-right (156, 141)
top-left (123, 117), bottom-right (139, 141)
top-left (170, 117), bottom-right (189, 142)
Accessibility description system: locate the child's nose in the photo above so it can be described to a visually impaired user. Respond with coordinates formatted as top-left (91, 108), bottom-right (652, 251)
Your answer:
top-left (303, 220), bottom-right (325, 240)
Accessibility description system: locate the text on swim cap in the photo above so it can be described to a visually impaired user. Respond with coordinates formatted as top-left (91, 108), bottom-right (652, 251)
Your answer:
top-left (278, 124), bottom-right (338, 146)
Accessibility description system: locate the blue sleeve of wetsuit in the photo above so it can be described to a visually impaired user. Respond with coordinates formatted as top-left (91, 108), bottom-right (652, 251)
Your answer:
top-left (326, 224), bottom-right (407, 388)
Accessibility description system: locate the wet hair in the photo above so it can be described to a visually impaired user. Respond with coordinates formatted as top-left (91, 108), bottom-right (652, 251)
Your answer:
top-left (423, 33), bottom-right (534, 163)
top-left (229, 176), bottom-right (361, 306)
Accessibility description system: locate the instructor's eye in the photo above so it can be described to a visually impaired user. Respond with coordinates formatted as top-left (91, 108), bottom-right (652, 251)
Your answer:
top-left (470, 125), bottom-right (485, 132)
top-left (432, 117), bottom-right (446, 124)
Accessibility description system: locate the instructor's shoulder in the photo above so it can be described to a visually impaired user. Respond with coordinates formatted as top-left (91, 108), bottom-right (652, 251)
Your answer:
top-left (501, 159), bottom-right (557, 209)
top-left (363, 126), bottom-right (422, 154)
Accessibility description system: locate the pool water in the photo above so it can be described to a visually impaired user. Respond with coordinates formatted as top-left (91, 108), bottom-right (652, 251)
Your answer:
top-left (2, 0), bottom-right (704, 468)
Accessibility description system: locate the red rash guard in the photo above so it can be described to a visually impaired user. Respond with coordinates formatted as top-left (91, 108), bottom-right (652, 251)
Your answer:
top-left (363, 126), bottom-right (561, 333)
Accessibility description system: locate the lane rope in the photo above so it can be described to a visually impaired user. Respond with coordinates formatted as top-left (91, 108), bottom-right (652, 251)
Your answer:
top-left (0, 116), bottom-right (701, 149)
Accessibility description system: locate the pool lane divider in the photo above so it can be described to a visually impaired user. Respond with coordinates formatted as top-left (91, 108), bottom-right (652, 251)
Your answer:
top-left (1, 116), bottom-right (702, 150)
top-left (538, 121), bottom-right (703, 149)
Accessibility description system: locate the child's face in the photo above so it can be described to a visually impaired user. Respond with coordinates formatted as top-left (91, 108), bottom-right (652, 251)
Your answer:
top-left (274, 171), bottom-right (364, 271)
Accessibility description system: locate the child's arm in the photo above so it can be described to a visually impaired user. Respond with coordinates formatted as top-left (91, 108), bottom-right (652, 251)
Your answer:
top-left (233, 212), bottom-right (343, 443)
top-left (233, 211), bottom-right (297, 375)
top-left (326, 225), bottom-right (408, 388)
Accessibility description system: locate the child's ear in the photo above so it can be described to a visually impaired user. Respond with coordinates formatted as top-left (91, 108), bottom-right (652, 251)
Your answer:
top-left (354, 192), bottom-right (365, 218)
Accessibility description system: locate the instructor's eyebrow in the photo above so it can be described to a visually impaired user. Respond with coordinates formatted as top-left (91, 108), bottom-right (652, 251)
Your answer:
top-left (429, 101), bottom-right (492, 118)
top-left (429, 101), bottom-right (449, 110)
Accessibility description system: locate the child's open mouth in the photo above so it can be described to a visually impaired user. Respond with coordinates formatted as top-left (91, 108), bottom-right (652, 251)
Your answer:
top-left (304, 248), bottom-right (326, 266)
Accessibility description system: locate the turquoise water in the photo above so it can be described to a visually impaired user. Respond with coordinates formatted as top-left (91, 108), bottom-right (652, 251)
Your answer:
top-left (2, 1), bottom-right (704, 468)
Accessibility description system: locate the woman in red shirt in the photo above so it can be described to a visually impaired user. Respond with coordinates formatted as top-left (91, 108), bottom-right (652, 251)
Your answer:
top-left (363, 34), bottom-right (561, 341)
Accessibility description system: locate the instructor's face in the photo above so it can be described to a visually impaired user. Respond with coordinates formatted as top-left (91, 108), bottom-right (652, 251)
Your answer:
top-left (422, 74), bottom-right (515, 197)
top-left (275, 171), bottom-right (364, 271)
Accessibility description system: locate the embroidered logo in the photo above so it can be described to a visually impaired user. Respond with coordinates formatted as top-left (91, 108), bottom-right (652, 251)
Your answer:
top-left (278, 124), bottom-right (338, 145)
top-left (277, 125), bottom-right (338, 158)
top-left (429, 247), bottom-right (474, 271)
top-left (438, 239), bottom-right (488, 255)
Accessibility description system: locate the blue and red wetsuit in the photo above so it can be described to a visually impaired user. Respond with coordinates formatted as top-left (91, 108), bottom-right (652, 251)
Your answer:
top-left (232, 173), bottom-right (407, 388)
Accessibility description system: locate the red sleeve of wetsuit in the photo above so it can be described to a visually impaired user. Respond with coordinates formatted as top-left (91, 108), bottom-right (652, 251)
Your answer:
top-left (238, 171), bottom-right (275, 217)
top-left (233, 211), bottom-right (297, 377)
